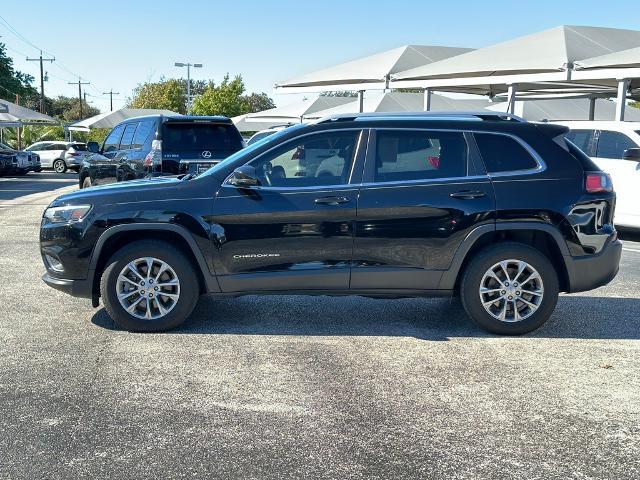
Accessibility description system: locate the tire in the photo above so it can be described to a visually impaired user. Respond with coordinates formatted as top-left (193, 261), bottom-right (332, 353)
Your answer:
top-left (53, 159), bottom-right (67, 173)
top-left (460, 242), bottom-right (559, 335)
top-left (81, 176), bottom-right (92, 189)
top-left (100, 240), bottom-right (200, 332)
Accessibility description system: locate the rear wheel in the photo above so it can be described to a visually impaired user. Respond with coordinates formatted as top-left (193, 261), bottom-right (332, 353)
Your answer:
top-left (100, 240), bottom-right (200, 332)
top-left (460, 242), bottom-right (559, 335)
top-left (53, 159), bottom-right (67, 173)
top-left (81, 176), bottom-right (92, 189)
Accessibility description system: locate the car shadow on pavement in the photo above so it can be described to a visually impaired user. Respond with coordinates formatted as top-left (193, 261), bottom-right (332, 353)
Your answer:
top-left (91, 294), bottom-right (640, 341)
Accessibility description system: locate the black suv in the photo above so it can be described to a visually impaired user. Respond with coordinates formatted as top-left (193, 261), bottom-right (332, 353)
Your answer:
top-left (41, 112), bottom-right (622, 334)
top-left (0, 141), bottom-right (41, 175)
top-left (79, 115), bottom-right (244, 188)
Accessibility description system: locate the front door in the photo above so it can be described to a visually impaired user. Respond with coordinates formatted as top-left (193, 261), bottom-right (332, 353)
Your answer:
top-left (211, 129), bottom-right (366, 293)
top-left (93, 124), bottom-right (125, 185)
top-left (352, 128), bottom-right (495, 291)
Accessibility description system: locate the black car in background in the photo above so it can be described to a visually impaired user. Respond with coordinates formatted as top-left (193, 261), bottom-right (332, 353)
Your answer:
top-left (0, 141), bottom-right (41, 175)
top-left (41, 112), bottom-right (621, 334)
top-left (79, 115), bottom-right (244, 188)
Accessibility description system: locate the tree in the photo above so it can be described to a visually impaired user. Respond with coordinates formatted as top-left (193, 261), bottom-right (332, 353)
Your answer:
top-left (632, 101), bottom-right (640, 110)
top-left (0, 43), bottom-right (38, 108)
top-left (191, 74), bottom-right (249, 117)
top-left (243, 92), bottom-right (276, 113)
top-left (47, 95), bottom-right (99, 122)
top-left (128, 78), bottom-right (187, 114)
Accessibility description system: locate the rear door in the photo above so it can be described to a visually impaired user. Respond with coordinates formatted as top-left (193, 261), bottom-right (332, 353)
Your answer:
top-left (352, 128), bottom-right (495, 291)
top-left (115, 122), bottom-right (139, 181)
top-left (212, 129), bottom-right (366, 293)
top-left (93, 124), bottom-right (125, 185)
top-left (593, 130), bottom-right (640, 226)
top-left (161, 121), bottom-right (244, 175)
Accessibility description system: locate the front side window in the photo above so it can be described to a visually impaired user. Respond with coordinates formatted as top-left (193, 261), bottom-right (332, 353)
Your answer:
top-left (474, 133), bottom-right (538, 173)
top-left (596, 131), bottom-right (638, 159)
top-left (250, 131), bottom-right (359, 187)
top-left (26, 143), bottom-right (46, 151)
top-left (374, 130), bottom-right (467, 182)
top-left (103, 125), bottom-right (126, 153)
top-left (565, 130), bottom-right (595, 156)
top-left (119, 123), bottom-right (138, 150)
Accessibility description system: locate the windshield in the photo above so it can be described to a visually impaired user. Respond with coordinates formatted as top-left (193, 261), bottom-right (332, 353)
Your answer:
top-left (199, 124), bottom-right (307, 178)
top-left (162, 123), bottom-right (243, 152)
top-left (0, 142), bottom-right (13, 150)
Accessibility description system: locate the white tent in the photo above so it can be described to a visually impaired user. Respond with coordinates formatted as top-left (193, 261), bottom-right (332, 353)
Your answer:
top-left (0, 99), bottom-right (58, 125)
top-left (575, 46), bottom-right (640, 70)
top-left (486, 98), bottom-right (640, 122)
top-left (232, 97), bottom-right (353, 132)
top-left (275, 45), bottom-right (473, 93)
top-left (303, 92), bottom-right (490, 120)
top-left (68, 108), bottom-right (180, 131)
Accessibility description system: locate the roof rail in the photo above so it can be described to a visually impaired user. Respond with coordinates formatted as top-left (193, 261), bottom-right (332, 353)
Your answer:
top-left (314, 111), bottom-right (526, 124)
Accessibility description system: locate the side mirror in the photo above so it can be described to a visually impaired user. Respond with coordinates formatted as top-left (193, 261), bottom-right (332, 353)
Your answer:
top-left (622, 148), bottom-right (640, 162)
top-left (229, 165), bottom-right (260, 188)
top-left (87, 141), bottom-right (100, 153)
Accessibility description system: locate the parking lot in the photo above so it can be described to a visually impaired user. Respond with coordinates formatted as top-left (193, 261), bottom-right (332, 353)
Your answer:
top-left (1, 173), bottom-right (639, 479)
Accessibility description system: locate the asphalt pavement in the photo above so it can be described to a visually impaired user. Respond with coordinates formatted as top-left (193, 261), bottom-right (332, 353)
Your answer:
top-left (1, 173), bottom-right (639, 480)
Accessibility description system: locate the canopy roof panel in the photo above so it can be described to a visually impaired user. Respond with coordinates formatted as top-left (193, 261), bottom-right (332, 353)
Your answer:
top-left (392, 26), bottom-right (640, 82)
top-left (575, 46), bottom-right (640, 70)
top-left (275, 45), bottom-right (473, 89)
top-left (69, 108), bottom-right (179, 130)
top-left (0, 99), bottom-right (58, 124)
top-left (486, 97), bottom-right (640, 121)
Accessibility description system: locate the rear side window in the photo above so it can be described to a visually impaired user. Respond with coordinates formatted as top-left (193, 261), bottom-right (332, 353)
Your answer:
top-left (103, 125), bottom-right (125, 153)
top-left (132, 120), bottom-right (155, 150)
top-left (474, 133), bottom-right (538, 173)
top-left (119, 123), bottom-right (138, 150)
top-left (70, 143), bottom-right (87, 151)
top-left (596, 131), bottom-right (638, 159)
top-left (374, 130), bottom-right (467, 182)
top-left (162, 123), bottom-right (243, 152)
top-left (565, 129), bottom-right (595, 156)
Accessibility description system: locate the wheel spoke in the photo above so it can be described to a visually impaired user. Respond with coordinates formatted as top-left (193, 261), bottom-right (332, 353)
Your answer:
top-left (126, 296), bottom-right (144, 313)
top-left (520, 288), bottom-right (543, 297)
top-left (519, 297), bottom-right (539, 309)
top-left (156, 279), bottom-right (179, 288)
top-left (486, 270), bottom-right (506, 287)
top-left (483, 296), bottom-right (504, 307)
top-left (118, 275), bottom-right (138, 287)
top-left (519, 272), bottom-right (539, 287)
top-left (499, 301), bottom-right (508, 320)
top-left (480, 287), bottom-right (503, 294)
top-left (159, 292), bottom-right (179, 300)
top-left (127, 262), bottom-right (145, 281)
top-left (145, 298), bottom-right (152, 319)
top-left (513, 261), bottom-right (527, 283)
top-left (156, 299), bottom-right (168, 316)
top-left (498, 261), bottom-right (511, 282)
top-left (118, 291), bottom-right (137, 301)
top-left (512, 300), bottom-right (521, 321)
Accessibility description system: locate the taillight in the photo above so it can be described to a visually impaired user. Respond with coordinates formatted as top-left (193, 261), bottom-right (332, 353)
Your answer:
top-left (144, 140), bottom-right (162, 169)
top-left (585, 172), bottom-right (613, 193)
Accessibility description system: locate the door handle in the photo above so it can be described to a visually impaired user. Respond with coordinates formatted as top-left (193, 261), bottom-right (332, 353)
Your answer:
top-left (449, 190), bottom-right (486, 199)
top-left (315, 195), bottom-right (350, 206)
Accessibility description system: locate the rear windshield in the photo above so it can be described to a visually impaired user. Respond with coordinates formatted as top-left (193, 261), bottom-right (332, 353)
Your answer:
top-left (70, 143), bottom-right (87, 151)
top-left (162, 123), bottom-right (243, 152)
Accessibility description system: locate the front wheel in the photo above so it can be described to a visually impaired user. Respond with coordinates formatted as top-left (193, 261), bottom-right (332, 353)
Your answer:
top-left (460, 242), bottom-right (559, 335)
top-left (81, 176), bottom-right (92, 189)
top-left (53, 159), bottom-right (67, 173)
top-left (100, 240), bottom-right (200, 332)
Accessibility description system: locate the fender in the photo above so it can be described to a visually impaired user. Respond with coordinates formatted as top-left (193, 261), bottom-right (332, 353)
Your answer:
top-left (438, 221), bottom-right (570, 289)
top-left (88, 223), bottom-right (220, 293)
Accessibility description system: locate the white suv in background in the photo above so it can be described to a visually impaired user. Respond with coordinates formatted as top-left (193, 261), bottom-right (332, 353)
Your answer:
top-left (556, 121), bottom-right (640, 230)
top-left (25, 141), bottom-right (89, 173)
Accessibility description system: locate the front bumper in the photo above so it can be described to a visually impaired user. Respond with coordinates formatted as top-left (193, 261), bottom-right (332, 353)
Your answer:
top-left (42, 272), bottom-right (94, 299)
top-left (564, 238), bottom-right (622, 293)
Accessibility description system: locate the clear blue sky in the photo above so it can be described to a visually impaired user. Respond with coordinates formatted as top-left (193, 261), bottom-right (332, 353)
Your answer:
top-left (1, 0), bottom-right (638, 112)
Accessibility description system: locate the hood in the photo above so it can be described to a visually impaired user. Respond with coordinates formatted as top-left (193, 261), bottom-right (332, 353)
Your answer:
top-left (51, 176), bottom-right (186, 207)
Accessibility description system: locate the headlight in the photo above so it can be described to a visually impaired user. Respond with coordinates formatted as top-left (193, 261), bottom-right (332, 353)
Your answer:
top-left (44, 205), bottom-right (92, 224)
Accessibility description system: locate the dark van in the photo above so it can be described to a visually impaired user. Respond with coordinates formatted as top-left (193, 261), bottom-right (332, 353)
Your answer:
top-left (79, 115), bottom-right (244, 188)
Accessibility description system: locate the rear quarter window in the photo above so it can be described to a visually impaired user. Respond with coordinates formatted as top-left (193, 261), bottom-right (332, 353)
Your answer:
top-left (474, 133), bottom-right (539, 173)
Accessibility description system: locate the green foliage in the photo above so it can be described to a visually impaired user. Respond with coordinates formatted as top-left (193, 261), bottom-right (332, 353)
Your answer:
top-left (244, 92), bottom-right (276, 113)
top-left (71, 128), bottom-right (110, 145)
top-left (192, 74), bottom-right (249, 117)
top-left (46, 95), bottom-right (100, 122)
top-left (632, 101), bottom-right (640, 110)
top-left (0, 43), bottom-right (39, 108)
top-left (128, 78), bottom-right (187, 114)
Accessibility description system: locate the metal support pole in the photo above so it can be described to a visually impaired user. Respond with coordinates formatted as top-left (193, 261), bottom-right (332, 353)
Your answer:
top-left (186, 64), bottom-right (191, 113)
top-left (358, 90), bottom-right (365, 113)
top-left (506, 84), bottom-right (517, 115)
top-left (423, 88), bottom-right (432, 111)
top-left (588, 97), bottom-right (596, 120)
top-left (615, 79), bottom-right (629, 121)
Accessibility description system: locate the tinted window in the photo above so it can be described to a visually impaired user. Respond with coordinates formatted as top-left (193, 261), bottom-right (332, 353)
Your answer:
top-left (47, 144), bottom-right (65, 151)
top-left (70, 143), bottom-right (87, 151)
top-left (596, 131), bottom-right (638, 159)
top-left (474, 133), bottom-right (538, 173)
top-left (162, 123), bottom-right (243, 152)
top-left (248, 131), bottom-right (276, 145)
top-left (374, 130), bottom-right (467, 182)
top-left (26, 143), bottom-right (47, 151)
top-left (565, 129), bottom-right (595, 156)
top-left (103, 125), bottom-right (125, 153)
top-left (132, 120), bottom-right (155, 150)
top-left (250, 131), bottom-right (359, 187)
top-left (120, 123), bottom-right (138, 150)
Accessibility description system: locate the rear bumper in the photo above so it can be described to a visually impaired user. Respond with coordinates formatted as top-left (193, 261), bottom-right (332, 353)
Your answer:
top-left (42, 272), bottom-right (94, 299)
top-left (564, 239), bottom-right (622, 293)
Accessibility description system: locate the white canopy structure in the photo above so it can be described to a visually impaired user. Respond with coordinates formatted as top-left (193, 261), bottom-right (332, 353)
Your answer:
top-left (575, 46), bottom-right (640, 71)
top-left (232, 97), bottom-right (353, 132)
top-left (487, 98), bottom-right (640, 122)
top-left (275, 44), bottom-right (473, 109)
top-left (68, 108), bottom-right (180, 131)
top-left (0, 99), bottom-right (58, 125)
top-left (303, 92), bottom-right (490, 120)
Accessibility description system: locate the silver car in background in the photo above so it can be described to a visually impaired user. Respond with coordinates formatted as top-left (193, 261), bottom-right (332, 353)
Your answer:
top-left (25, 141), bottom-right (89, 173)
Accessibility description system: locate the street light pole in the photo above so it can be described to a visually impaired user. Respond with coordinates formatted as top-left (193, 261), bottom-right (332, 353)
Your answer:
top-left (174, 62), bottom-right (203, 113)
top-left (26, 51), bottom-right (55, 114)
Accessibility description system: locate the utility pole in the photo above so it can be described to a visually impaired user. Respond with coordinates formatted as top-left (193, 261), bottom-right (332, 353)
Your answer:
top-left (102, 89), bottom-right (120, 111)
top-left (26, 51), bottom-right (55, 114)
top-left (69, 78), bottom-right (90, 118)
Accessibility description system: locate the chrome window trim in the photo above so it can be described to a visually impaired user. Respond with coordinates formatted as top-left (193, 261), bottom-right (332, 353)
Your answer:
top-left (222, 128), bottom-right (366, 191)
